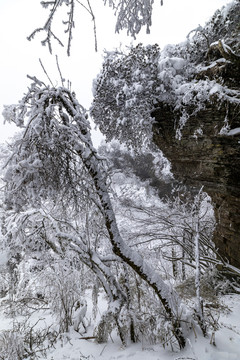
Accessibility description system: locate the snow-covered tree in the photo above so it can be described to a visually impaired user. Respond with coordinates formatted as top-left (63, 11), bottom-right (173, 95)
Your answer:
top-left (3, 78), bottom-right (187, 348)
top-left (91, 44), bottom-right (161, 147)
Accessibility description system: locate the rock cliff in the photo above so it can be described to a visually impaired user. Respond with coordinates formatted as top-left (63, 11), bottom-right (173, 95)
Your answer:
top-left (152, 1), bottom-right (240, 267)
top-left (152, 101), bottom-right (240, 267)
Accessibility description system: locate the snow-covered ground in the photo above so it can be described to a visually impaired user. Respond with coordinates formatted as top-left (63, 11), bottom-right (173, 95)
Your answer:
top-left (37, 294), bottom-right (240, 360)
top-left (1, 293), bottom-right (240, 360)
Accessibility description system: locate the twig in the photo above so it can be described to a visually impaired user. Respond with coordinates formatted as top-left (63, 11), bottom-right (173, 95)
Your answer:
top-left (174, 357), bottom-right (196, 360)
top-left (56, 55), bottom-right (65, 87)
top-left (67, 0), bottom-right (75, 56)
top-left (99, 344), bottom-right (107, 356)
top-left (86, 0), bottom-right (98, 52)
top-left (39, 58), bottom-right (54, 87)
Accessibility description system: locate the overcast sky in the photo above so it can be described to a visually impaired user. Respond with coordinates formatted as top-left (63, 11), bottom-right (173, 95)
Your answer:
top-left (0, 0), bottom-right (230, 146)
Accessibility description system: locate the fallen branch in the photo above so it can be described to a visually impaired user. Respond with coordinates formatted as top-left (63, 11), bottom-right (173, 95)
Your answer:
top-left (78, 336), bottom-right (97, 340)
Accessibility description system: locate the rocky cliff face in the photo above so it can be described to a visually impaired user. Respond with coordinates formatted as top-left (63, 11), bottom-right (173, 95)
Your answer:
top-left (151, 1), bottom-right (240, 268)
top-left (152, 88), bottom-right (240, 268)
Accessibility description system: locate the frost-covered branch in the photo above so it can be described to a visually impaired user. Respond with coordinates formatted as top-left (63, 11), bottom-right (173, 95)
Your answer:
top-left (28, 0), bottom-right (77, 55)
top-left (107, 0), bottom-right (159, 38)
top-left (117, 193), bottom-right (219, 273)
top-left (28, 0), bottom-right (163, 54)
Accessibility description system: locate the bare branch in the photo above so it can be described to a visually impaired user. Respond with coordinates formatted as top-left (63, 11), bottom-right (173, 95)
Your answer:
top-left (39, 58), bottom-right (55, 87)
top-left (28, 0), bottom-right (161, 54)
top-left (55, 55), bottom-right (65, 86)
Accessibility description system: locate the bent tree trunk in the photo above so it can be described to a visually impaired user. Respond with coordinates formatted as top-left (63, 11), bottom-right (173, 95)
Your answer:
top-left (81, 151), bottom-right (185, 348)
top-left (58, 91), bottom-right (186, 349)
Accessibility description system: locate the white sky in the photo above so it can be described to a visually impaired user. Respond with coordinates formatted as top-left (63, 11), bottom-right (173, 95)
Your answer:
top-left (0, 0), bottom-right (230, 146)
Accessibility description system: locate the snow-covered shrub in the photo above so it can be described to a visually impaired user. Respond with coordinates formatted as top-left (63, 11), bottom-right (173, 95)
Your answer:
top-left (0, 319), bottom-right (57, 360)
top-left (113, 271), bottom-right (183, 349)
top-left (0, 329), bottom-right (25, 360)
top-left (94, 311), bottom-right (115, 344)
top-left (39, 261), bottom-right (84, 333)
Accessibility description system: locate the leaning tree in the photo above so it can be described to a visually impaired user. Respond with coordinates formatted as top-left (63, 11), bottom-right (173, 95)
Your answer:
top-left (3, 77), bottom-right (188, 348)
